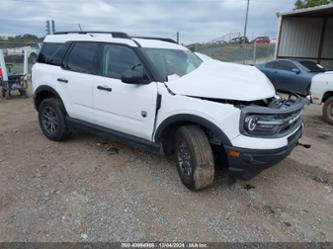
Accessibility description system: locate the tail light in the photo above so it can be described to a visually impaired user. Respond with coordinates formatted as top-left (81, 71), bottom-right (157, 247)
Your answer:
top-left (0, 67), bottom-right (2, 78)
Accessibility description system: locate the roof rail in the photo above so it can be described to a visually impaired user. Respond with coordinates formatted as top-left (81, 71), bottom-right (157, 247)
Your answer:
top-left (52, 32), bottom-right (178, 44)
top-left (53, 31), bottom-right (130, 38)
top-left (133, 36), bottom-right (177, 44)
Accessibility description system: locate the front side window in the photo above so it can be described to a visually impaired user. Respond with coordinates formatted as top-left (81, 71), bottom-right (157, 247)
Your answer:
top-left (143, 48), bottom-right (202, 80)
top-left (101, 44), bottom-right (142, 79)
top-left (274, 61), bottom-right (297, 71)
top-left (65, 42), bottom-right (99, 74)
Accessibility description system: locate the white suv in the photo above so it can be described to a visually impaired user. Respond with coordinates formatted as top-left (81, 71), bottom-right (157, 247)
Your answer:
top-left (32, 31), bottom-right (305, 191)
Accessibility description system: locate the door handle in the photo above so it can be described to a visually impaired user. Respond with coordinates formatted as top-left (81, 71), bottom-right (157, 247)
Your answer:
top-left (57, 78), bottom-right (68, 83)
top-left (97, 85), bottom-right (112, 92)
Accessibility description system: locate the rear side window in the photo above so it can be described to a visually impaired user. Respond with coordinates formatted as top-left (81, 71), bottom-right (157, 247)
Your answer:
top-left (37, 43), bottom-right (67, 66)
top-left (65, 42), bottom-right (100, 74)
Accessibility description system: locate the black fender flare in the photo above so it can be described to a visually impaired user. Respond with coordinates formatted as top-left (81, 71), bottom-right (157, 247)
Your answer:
top-left (154, 114), bottom-right (231, 146)
top-left (33, 85), bottom-right (66, 112)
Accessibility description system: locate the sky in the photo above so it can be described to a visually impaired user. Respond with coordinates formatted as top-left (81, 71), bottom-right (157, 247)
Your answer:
top-left (0, 0), bottom-right (296, 44)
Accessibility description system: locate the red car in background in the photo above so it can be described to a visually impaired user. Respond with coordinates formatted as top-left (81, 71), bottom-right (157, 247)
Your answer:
top-left (253, 36), bottom-right (270, 44)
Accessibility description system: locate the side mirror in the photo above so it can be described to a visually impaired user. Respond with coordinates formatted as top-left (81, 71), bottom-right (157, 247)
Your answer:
top-left (292, 68), bottom-right (300, 74)
top-left (121, 70), bottom-right (147, 84)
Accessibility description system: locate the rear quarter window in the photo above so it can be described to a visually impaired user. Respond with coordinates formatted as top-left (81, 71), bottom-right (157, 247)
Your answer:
top-left (37, 42), bottom-right (68, 66)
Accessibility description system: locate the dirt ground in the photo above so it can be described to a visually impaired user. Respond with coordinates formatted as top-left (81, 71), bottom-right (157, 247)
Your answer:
top-left (0, 90), bottom-right (332, 242)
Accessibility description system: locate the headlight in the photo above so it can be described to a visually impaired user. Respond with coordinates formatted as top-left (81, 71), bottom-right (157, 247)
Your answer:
top-left (243, 113), bottom-right (300, 136)
top-left (240, 97), bottom-right (305, 137)
top-left (245, 116), bottom-right (258, 132)
top-left (244, 114), bottom-right (281, 135)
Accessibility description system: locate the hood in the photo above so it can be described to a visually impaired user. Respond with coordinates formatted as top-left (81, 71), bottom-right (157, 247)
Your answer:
top-left (166, 61), bottom-right (276, 101)
top-left (313, 71), bottom-right (333, 82)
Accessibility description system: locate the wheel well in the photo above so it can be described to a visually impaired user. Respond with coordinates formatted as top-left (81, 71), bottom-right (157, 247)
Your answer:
top-left (34, 91), bottom-right (56, 110)
top-left (322, 91), bottom-right (333, 103)
top-left (157, 120), bottom-right (228, 155)
top-left (34, 87), bottom-right (67, 115)
top-left (158, 121), bottom-right (192, 155)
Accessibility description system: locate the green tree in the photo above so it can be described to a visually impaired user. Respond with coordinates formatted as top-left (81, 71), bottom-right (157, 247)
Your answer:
top-left (295, 0), bottom-right (332, 9)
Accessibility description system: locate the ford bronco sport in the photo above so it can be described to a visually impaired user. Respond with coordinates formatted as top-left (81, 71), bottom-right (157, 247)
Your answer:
top-left (32, 31), bottom-right (305, 191)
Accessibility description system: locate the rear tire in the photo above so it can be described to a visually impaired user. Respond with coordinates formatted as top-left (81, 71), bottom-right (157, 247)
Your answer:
top-left (323, 96), bottom-right (333, 125)
top-left (38, 98), bottom-right (71, 141)
top-left (174, 125), bottom-right (215, 191)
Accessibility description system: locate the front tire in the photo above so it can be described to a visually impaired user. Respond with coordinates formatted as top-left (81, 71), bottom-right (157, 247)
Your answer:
top-left (38, 98), bottom-right (70, 141)
top-left (323, 96), bottom-right (333, 125)
top-left (174, 125), bottom-right (215, 191)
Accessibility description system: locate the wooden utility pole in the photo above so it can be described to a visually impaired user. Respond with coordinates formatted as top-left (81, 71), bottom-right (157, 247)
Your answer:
top-left (243, 0), bottom-right (250, 41)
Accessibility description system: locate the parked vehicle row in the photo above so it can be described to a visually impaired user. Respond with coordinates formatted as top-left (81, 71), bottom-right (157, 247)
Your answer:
top-left (208, 35), bottom-right (271, 46)
top-left (32, 31), bottom-right (305, 191)
top-left (257, 59), bottom-right (333, 124)
top-left (228, 36), bottom-right (271, 45)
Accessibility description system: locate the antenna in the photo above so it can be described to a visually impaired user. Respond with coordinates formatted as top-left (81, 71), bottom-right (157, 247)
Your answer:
top-left (78, 24), bottom-right (82, 31)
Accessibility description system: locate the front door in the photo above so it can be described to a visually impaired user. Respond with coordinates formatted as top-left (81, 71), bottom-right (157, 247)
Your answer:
top-left (93, 43), bottom-right (158, 141)
top-left (272, 60), bottom-right (305, 94)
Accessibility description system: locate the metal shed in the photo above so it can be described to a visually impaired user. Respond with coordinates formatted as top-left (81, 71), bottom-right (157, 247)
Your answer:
top-left (276, 4), bottom-right (333, 70)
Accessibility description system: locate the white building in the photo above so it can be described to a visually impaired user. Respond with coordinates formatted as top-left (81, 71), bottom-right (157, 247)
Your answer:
top-left (276, 4), bottom-right (333, 70)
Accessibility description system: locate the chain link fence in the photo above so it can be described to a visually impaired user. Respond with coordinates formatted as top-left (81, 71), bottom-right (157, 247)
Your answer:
top-left (0, 37), bottom-right (277, 78)
top-left (188, 42), bottom-right (276, 65)
top-left (0, 38), bottom-right (276, 99)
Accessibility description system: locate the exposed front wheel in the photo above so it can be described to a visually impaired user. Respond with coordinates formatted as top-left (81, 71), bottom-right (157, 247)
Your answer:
top-left (323, 96), bottom-right (333, 125)
top-left (38, 98), bottom-right (71, 141)
top-left (174, 125), bottom-right (215, 191)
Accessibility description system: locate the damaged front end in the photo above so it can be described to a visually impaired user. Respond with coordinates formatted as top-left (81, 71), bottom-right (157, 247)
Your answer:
top-left (239, 95), bottom-right (305, 138)
top-left (224, 95), bottom-right (306, 180)
top-left (193, 94), bottom-right (305, 138)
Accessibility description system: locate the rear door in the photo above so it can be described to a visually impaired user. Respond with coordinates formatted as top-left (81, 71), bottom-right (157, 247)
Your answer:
top-left (92, 43), bottom-right (158, 141)
top-left (60, 42), bottom-right (100, 123)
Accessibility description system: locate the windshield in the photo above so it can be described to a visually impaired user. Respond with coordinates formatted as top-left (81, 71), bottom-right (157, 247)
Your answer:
top-left (299, 61), bottom-right (326, 72)
top-left (143, 48), bottom-right (202, 80)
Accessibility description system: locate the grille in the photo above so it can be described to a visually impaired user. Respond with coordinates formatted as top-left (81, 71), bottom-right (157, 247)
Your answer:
top-left (278, 110), bottom-right (302, 135)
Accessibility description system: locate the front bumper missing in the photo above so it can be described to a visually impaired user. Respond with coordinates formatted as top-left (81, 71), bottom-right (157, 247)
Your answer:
top-left (225, 125), bottom-right (303, 180)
